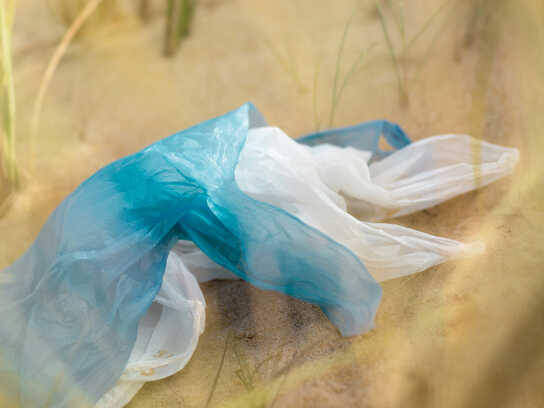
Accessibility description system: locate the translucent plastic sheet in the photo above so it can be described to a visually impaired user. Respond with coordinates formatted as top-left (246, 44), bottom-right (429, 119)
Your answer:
top-left (180, 127), bottom-right (518, 283)
top-left (96, 251), bottom-right (205, 408)
top-left (313, 134), bottom-right (520, 221)
top-left (99, 124), bottom-right (518, 408)
top-left (0, 103), bottom-right (519, 407)
top-left (0, 104), bottom-right (386, 407)
top-left (297, 119), bottom-right (411, 158)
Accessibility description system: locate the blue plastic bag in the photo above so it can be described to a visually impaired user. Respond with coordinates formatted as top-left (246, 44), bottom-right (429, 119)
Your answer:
top-left (0, 103), bottom-right (410, 407)
top-left (298, 119), bottom-right (410, 158)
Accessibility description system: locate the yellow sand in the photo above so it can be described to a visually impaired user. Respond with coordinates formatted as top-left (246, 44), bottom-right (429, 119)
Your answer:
top-left (1, 1), bottom-right (543, 407)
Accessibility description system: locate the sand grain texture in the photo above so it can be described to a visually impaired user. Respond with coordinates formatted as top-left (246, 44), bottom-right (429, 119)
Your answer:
top-left (1, 1), bottom-right (543, 407)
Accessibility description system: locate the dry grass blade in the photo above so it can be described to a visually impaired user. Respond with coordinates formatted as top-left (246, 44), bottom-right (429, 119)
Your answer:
top-left (233, 343), bottom-right (255, 391)
top-left (30, 0), bottom-right (106, 168)
top-left (164, 0), bottom-right (195, 57)
top-left (326, 15), bottom-right (373, 129)
top-left (335, 42), bottom-right (376, 112)
top-left (404, 0), bottom-right (452, 54)
top-left (386, 0), bottom-right (405, 46)
top-left (262, 35), bottom-right (306, 93)
top-left (139, 0), bottom-right (150, 22)
top-left (205, 330), bottom-right (232, 408)
top-left (0, 0), bottom-right (18, 189)
top-left (376, 1), bottom-right (408, 106)
top-left (312, 54), bottom-right (322, 131)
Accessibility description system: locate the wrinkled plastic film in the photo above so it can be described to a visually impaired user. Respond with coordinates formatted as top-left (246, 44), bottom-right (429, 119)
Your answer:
top-left (297, 119), bottom-right (411, 158)
top-left (236, 127), bottom-right (480, 282)
top-left (96, 251), bottom-right (205, 408)
top-left (0, 104), bottom-right (386, 407)
top-left (0, 102), bottom-right (519, 408)
top-left (97, 122), bottom-right (518, 408)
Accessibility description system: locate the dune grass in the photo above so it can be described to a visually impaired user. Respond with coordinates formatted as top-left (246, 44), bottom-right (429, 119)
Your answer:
top-left (33, 0), bottom-right (196, 156)
top-left (386, 0), bottom-right (406, 50)
top-left (328, 16), bottom-right (353, 128)
top-left (316, 15), bottom-right (375, 129)
top-left (0, 0), bottom-right (18, 190)
top-left (375, 0), bottom-right (454, 107)
top-left (404, 0), bottom-right (452, 54)
top-left (262, 36), bottom-right (307, 94)
top-left (312, 1), bottom-right (453, 128)
top-left (205, 330), bottom-right (232, 408)
top-left (313, 13), bottom-right (370, 129)
top-left (139, 0), bottom-right (151, 22)
top-left (31, 0), bottom-right (106, 169)
top-left (46, 0), bottom-right (118, 32)
top-left (375, 1), bottom-right (408, 107)
top-left (164, 0), bottom-right (195, 57)
top-left (312, 54), bottom-right (323, 131)
top-left (233, 342), bottom-right (256, 391)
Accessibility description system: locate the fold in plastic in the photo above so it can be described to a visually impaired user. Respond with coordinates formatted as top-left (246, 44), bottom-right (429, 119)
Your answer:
top-left (0, 103), bottom-right (405, 407)
top-left (95, 250), bottom-right (205, 408)
top-left (97, 123), bottom-right (517, 408)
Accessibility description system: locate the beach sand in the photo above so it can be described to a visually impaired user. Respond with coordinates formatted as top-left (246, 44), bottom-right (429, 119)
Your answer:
top-left (1, 1), bottom-right (543, 407)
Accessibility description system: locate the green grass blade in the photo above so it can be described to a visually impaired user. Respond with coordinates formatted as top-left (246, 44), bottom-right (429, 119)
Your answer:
top-left (329, 15), bottom-right (354, 128)
top-left (376, 1), bottom-right (407, 106)
top-left (404, 0), bottom-right (453, 54)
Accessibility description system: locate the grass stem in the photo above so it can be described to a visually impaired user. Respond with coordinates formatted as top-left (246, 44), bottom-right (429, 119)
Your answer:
top-left (139, 0), bottom-right (150, 22)
top-left (30, 0), bottom-right (105, 170)
top-left (328, 16), bottom-right (353, 128)
top-left (164, 0), bottom-right (194, 57)
top-left (376, 1), bottom-right (408, 106)
top-left (0, 0), bottom-right (18, 189)
top-left (312, 55), bottom-right (322, 131)
top-left (205, 330), bottom-right (231, 408)
top-left (403, 0), bottom-right (452, 54)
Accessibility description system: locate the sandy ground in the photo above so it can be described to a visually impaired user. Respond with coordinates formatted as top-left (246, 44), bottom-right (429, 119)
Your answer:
top-left (1, 0), bottom-right (544, 407)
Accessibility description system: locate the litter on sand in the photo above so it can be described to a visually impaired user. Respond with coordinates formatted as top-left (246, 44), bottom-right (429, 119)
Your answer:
top-left (0, 103), bottom-right (519, 407)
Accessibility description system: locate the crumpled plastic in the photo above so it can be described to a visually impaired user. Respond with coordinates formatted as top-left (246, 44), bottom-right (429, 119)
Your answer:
top-left (95, 250), bottom-right (205, 408)
top-left (98, 122), bottom-right (518, 408)
top-left (0, 103), bottom-right (519, 408)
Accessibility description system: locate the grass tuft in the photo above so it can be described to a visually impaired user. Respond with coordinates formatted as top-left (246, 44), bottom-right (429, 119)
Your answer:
top-left (323, 15), bottom-right (374, 128)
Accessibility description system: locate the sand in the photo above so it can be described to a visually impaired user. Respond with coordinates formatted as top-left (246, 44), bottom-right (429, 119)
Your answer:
top-left (1, 0), bottom-right (543, 407)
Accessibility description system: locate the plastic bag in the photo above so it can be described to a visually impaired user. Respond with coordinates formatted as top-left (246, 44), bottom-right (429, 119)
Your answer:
top-left (95, 251), bottom-right (205, 408)
top-left (0, 103), bottom-right (519, 407)
top-left (175, 126), bottom-right (518, 284)
top-left (0, 104), bottom-right (384, 407)
top-left (98, 124), bottom-right (518, 408)
top-left (240, 126), bottom-right (520, 279)
top-left (297, 119), bottom-right (411, 158)
top-left (311, 134), bottom-right (519, 221)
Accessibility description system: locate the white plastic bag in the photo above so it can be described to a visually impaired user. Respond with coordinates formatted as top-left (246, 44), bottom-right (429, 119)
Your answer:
top-left (96, 251), bottom-right (206, 408)
top-left (311, 134), bottom-right (519, 221)
top-left (234, 127), bottom-right (511, 281)
top-left (96, 126), bottom-right (518, 408)
top-left (149, 127), bottom-right (516, 284)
